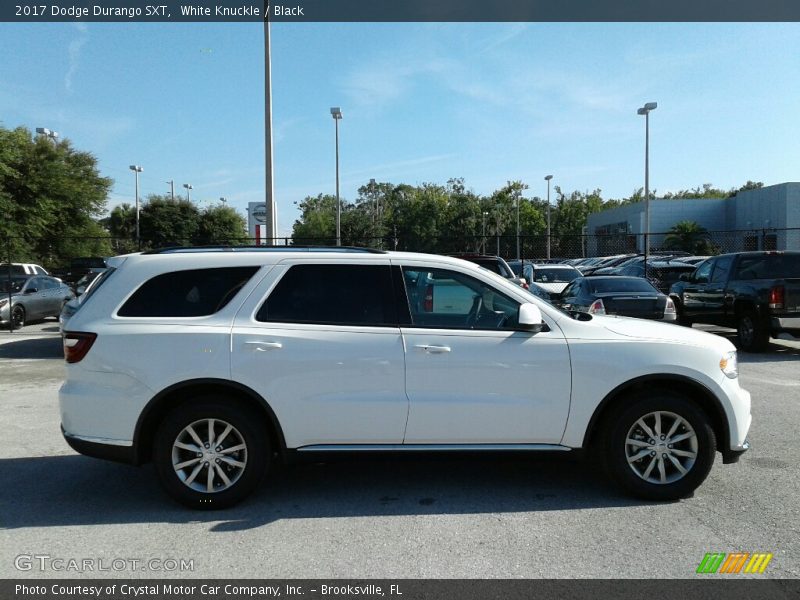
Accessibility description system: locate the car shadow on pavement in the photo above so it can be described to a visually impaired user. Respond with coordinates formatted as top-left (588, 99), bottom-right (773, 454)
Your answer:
top-left (0, 453), bottom-right (658, 532)
top-left (0, 337), bottom-right (63, 359)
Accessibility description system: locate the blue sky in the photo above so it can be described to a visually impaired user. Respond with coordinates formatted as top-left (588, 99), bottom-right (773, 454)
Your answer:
top-left (1, 22), bottom-right (799, 235)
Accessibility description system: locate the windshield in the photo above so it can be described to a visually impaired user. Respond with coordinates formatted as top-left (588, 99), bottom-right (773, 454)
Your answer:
top-left (532, 267), bottom-right (581, 283)
top-left (588, 278), bottom-right (659, 294)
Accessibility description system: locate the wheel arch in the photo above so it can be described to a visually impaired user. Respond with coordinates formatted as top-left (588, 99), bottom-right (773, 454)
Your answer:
top-left (582, 374), bottom-right (729, 453)
top-left (132, 378), bottom-right (287, 465)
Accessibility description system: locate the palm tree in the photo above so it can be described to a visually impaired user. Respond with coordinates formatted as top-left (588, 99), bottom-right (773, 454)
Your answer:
top-left (663, 220), bottom-right (712, 254)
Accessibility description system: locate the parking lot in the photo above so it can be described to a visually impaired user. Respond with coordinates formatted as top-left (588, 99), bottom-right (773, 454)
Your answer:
top-left (1, 320), bottom-right (798, 579)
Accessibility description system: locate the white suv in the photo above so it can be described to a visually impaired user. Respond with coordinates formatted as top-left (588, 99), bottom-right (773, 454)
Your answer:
top-left (60, 247), bottom-right (751, 508)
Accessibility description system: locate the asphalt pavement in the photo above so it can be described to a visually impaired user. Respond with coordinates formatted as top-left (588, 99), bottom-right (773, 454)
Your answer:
top-left (1, 321), bottom-right (798, 579)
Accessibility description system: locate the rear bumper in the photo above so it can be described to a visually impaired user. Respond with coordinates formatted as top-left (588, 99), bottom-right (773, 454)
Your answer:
top-left (771, 316), bottom-right (800, 335)
top-left (62, 426), bottom-right (137, 464)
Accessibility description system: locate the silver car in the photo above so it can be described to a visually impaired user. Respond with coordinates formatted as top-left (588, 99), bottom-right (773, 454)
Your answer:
top-left (0, 275), bottom-right (75, 329)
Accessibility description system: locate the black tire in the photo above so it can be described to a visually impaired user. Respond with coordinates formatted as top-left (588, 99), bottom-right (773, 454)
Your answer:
top-left (600, 392), bottom-right (716, 501)
top-left (153, 398), bottom-right (269, 509)
top-left (737, 311), bottom-right (769, 352)
top-left (673, 299), bottom-right (692, 327)
top-left (11, 305), bottom-right (25, 330)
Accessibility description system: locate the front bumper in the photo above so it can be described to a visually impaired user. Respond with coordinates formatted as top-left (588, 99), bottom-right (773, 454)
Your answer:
top-left (722, 439), bottom-right (750, 464)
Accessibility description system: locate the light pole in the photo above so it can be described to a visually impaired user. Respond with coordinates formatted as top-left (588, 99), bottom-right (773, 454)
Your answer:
top-left (637, 101), bottom-right (657, 271)
top-left (129, 165), bottom-right (143, 246)
top-left (515, 187), bottom-right (521, 260)
top-left (183, 183), bottom-right (193, 202)
top-left (35, 127), bottom-right (59, 143)
top-left (544, 175), bottom-right (553, 259)
top-left (220, 197), bottom-right (228, 205)
top-left (330, 107), bottom-right (343, 246)
top-left (482, 211), bottom-right (488, 254)
top-left (166, 180), bottom-right (175, 200)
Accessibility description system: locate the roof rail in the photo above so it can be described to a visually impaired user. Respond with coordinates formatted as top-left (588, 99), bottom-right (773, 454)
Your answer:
top-left (142, 245), bottom-right (387, 255)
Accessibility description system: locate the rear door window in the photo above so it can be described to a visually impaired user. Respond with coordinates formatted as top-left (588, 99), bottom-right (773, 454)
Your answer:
top-left (256, 264), bottom-right (397, 327)
top-left (118, 267), bottom-right (259, 317)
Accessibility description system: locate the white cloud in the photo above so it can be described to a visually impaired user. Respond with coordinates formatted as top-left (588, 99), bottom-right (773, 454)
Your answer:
top-left (65, 23), bottom-right (89, 94)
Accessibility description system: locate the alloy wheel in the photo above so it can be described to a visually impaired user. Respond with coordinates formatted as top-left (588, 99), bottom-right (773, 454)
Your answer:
top-left (625, 411), bottom-right (698, 485)
top-left (171, 418), bottom-right (248, 493)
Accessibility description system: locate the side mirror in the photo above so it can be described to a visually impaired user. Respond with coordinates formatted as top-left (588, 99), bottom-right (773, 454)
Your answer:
top-left (518, 303), bottom-right (544, 333)
top-left (679, 273), bottom-right (691, 282)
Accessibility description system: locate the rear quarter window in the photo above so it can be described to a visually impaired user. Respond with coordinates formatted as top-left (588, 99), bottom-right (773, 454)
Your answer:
top-left (118, 267), bottom-right (259, 317)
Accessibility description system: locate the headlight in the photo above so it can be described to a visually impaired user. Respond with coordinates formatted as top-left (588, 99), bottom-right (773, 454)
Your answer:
top-left (720, 350), bottom-right (738, 379)
top-left (0, 299), bottom-right (7, 309)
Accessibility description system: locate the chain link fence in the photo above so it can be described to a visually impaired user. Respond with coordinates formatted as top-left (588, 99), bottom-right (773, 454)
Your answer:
top-left (2, 228), bottom-right (799, 333)
top-left (3, 227), bottom-right (799, 266)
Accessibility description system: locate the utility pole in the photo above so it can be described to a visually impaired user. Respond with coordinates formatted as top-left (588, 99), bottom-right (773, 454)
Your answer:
top-left (166, 180), bottom-right (175, 200)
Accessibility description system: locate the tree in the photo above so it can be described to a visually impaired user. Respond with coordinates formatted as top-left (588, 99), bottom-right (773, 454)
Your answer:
top-left (291, 194), bottom-right (337, 243)
top-left (108, 203), bottom-right (138, 253)
top-left (139, 195), bottom-right (200, 248)
top-left (0, 125), bottom-right (112, 266)
top-left (198, 205), bottom-right (247, 245)
top-left (663, 220), bottom-right (713, 254)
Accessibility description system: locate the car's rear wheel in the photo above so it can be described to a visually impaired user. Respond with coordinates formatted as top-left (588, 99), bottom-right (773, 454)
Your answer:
top-left (11, 305), bottom-right (25, 330)
top-left (601, 393), bottom-right (716, 501)
top-left (737, 311), bottom-right (769, 352)
top-left (153, 399), bottom-right (269, 509)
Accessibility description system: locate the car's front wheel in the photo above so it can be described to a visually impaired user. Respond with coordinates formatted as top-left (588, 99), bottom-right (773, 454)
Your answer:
top-left (153, 399), bottom-right (270, 509)
top-left (10, 305), bottom-right (25, 330)
top-left (601, 393), bottom-right (716, 501)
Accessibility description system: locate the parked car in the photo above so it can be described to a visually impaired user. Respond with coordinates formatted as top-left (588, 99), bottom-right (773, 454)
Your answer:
top-left (554, 276), bottom-right (677, 322)
top-left (617, 261), bottom-right (696, 294)
top-left (0, 275), bottom-right (75, 329)
top-left (73, 271), bottom-right (105, 296)
top-left (676, 256), bottom-right (710, 266)
top-left (60, 247), bottom-right (750, 509)
top-left (594, 253), bottom-right (691, 276)
top-left (59, 268), bottom-right (114, 333)
top-left (579, 254), bottom-right (637, 276)
top-left (525, 264), bottom-right (583, 295)
top-left (53, 256), bottom-right (107, 286)
top-left (449, 254), bottom-right (527, 288)
top-left (669, 251), bottom-right (800, 351)
top-left (0, 262), bottom-right (50, 276)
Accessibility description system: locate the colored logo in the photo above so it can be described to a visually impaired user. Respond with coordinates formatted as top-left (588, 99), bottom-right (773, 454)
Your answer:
top-left (696, 552), bottom-right (773, 574)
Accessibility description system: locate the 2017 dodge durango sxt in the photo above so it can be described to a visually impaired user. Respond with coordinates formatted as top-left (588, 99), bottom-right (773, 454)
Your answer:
top-left (60, 248), bottom-right (751, 508)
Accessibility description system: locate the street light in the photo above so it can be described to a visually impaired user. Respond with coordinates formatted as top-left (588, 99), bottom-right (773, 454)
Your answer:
top-left (637, 101), bottom-right (657, 271)
top-left (544, 175), bottom-right (553, 259)
top-left (35, 127), bottom-right (59, 142)
top-left (183, 183), bottom-right (193, 202)
top-left (515, 187), bottom-right (522, 260)
top-left (482, 211), bottom-right (488, 254)
top-left (330, 107), bottom-right (343, 246)
top-left (220, 197), bottom-right (228, 205)
top-left (129, 165), bottom-right (143, 246)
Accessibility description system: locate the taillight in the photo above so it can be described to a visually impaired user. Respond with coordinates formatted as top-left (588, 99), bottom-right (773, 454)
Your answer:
top-left (588, 299), bottom-right (606, 315)
top-left (63, 332), bottom-right (97, 363)
top-left (769, 286), bottom-right (785, 309)
top-left (423, 284), bottom-right (434, 312)
top-left (664, 297), bottom-right (676, 315)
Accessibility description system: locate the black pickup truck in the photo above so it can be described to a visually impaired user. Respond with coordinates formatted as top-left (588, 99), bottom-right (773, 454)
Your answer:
top-left (669, 251), bottom-right (800, 351)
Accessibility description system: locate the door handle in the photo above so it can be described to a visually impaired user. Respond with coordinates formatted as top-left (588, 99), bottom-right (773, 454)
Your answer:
top-left (414, 344), bottom-right (451, 354)
top-left (244, 341), bottom-right (283, 351)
